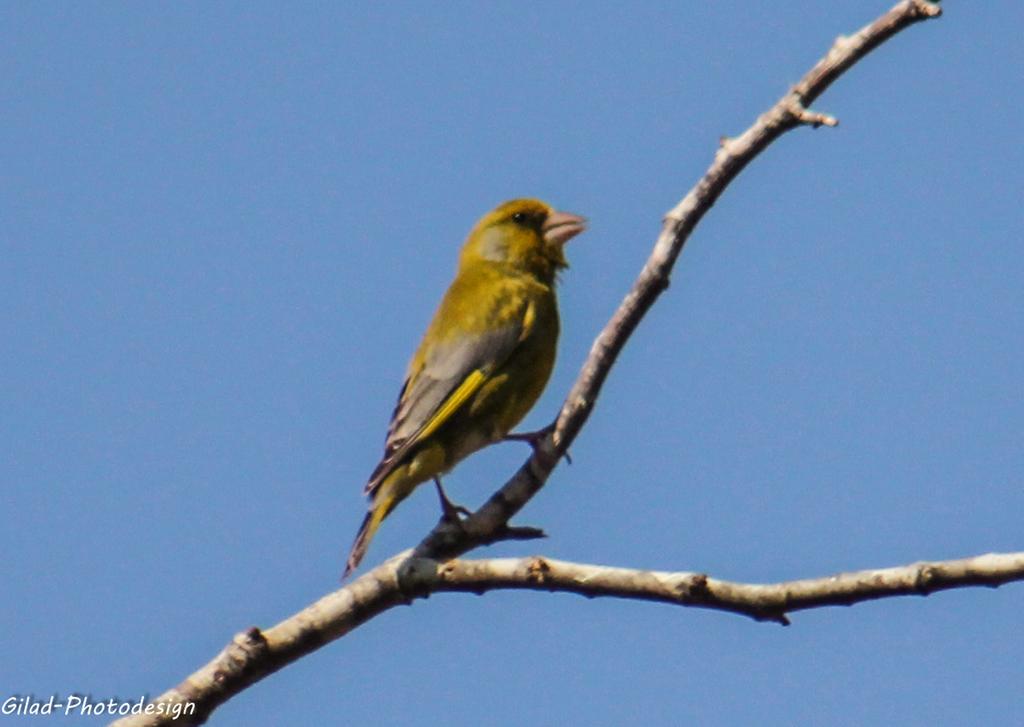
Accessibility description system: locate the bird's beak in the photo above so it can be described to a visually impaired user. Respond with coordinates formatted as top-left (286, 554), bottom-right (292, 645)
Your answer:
top-left (542, 210), bottom-right (587, 246)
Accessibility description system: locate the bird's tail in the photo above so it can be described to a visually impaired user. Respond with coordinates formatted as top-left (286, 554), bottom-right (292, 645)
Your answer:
top-left (344, 487), bottom-right (398, 578)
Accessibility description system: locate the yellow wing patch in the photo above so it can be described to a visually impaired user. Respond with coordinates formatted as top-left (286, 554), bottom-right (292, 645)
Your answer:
top-left (415, 368), bottom-right (488, 442)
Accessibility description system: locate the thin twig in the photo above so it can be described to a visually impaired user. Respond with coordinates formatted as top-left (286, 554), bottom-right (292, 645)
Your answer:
top-left (423, 552), bottom-right (1024, 626)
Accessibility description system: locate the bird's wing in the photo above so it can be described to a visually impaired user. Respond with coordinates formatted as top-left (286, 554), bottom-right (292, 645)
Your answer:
top-left (364, 295), bottom-right (534, 496)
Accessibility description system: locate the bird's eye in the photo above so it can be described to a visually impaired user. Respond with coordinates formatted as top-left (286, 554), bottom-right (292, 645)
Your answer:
top-left (511, 212), bottom-right (529, 225)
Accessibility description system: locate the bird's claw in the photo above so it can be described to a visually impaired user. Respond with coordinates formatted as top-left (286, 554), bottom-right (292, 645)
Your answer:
top-left (504, 424), bottom-right (572, 465)
top-left (433, 477), bottom-right (471, 525)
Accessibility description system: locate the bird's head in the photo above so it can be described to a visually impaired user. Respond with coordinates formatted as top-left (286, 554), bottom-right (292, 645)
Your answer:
top-left (460, 199), bottom-right (587, 283)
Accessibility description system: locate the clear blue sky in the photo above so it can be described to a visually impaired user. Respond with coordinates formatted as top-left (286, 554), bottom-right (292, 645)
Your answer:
top-left (3, 3), bottom-right (1022, 725)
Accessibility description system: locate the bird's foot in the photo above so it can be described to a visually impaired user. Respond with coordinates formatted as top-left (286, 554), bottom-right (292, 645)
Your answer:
top-left (504, 424), bottom-right (572, 465)
top-left (433, 477), bottom-right (471, 525)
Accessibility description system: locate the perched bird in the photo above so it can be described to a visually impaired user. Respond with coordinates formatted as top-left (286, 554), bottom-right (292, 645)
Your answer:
top-left (345, 198), bottom-right (586, 576)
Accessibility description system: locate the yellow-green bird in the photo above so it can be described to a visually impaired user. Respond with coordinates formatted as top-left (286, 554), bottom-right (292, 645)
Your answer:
top-left (344, 198), bottom-right (586, 576)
